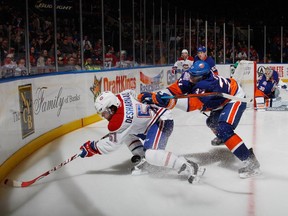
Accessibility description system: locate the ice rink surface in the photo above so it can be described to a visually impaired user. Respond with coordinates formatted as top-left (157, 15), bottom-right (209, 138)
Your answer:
top-left (1, 106), bottom-right (288, 216)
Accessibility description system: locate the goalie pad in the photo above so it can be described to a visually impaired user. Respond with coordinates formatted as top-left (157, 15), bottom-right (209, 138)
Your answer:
top-left (256, 96), bottom-right (288, 111)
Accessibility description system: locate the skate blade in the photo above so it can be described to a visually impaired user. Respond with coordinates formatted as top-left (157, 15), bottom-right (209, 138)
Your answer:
top-left (239, 168), bottom-right (262, 179)
top-left (188, 175), bottom-right (200, 184)
top-left (197, 167), bottom-right (206, 176)
top-left (131, 168), bottom-right (149, 176)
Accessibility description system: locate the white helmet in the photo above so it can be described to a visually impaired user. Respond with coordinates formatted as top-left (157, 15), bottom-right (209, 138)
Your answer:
top-left (94, 91), bottom-right (120, 113)
top-left (181, 49), bottom-right (188, 54)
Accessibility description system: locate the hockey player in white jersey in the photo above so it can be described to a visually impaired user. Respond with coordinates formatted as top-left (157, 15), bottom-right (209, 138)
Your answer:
top-left (79, 90), bottom-right (205, 184)
top-left (172, 49), bottom-right (194, 74)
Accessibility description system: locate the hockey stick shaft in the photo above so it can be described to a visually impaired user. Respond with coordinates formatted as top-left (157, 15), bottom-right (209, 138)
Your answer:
top-left (162, 92), bottom-right (253, 103)
top-left (4, 152), bottom-right (80, 187)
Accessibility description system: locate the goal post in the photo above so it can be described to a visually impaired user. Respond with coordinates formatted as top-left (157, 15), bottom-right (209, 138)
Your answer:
top-left (230, 60), bottom-right (257, 108)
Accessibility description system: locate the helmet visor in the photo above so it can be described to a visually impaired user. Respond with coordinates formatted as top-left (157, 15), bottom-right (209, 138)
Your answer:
top-left (189, 74), bottom-right (203, 83)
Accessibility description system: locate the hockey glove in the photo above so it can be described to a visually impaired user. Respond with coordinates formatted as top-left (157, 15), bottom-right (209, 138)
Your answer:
top-left (172, 66), bottom-right (177, 75)
top-left (79, 140), bottom-right (100, 158)
top-left (137, 92), bottom-right (176, 109)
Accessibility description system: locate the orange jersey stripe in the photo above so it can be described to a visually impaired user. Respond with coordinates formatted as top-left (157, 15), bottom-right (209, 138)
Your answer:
top-left (188, 97), bottom-right (203, 111)
top-left (225, 134), bottom-right (243, 151)
top-left (167, 81), bottom-right (183, 95)
top-left (227, 101), bottom-right (241, 124)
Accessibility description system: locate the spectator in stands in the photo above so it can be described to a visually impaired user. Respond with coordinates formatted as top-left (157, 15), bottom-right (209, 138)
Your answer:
top-left (45, 57), bottom-right (54, 73)
top-left (93, 49), bottom-right (102, 65)
top-left (84, 43), bottom-right (93, 59)
top-left (104, 46), bottom-right (118, 68)
top-left (15, 58), bottom-right (27, 76)
top-left (57, 56), bottom-right (64, 67)
top-left (115, 50), bottom-right (133, 68)
top-left (45, 57), bottom-right (53, 66)
top-left (82, 35), bottom-right (92, 50)
top-left (6, 53), bottom-right (16, 65)
top-left (249, 45), bottom-right (259, 62)
top-left (237, 48), bottom-right (248, 60)
top-left (94, 58), bottom-right (102, 70)
top-left (67, 56), bottom-right (81, 71)
top-left (37, 49), bottom-right (49, 67)
top-left (85, 58), bottom-right (95, 70)
top-left (94, 38), bottom-right (103, 54)
top-left (29, 46), bottom-right (37, 67)
top-left (2, 54), bottom-right (16, 78)
top-left (61, 36), bottom-right (75, 55)
top-left (194, 46), bottom-right (218, 75)
top-left (0, 39), bottom-right (9, 65)
top-left (4, 54), bottom-right (16, 67)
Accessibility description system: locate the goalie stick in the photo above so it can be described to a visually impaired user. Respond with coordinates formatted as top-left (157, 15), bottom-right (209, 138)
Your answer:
top-left (4, 152), bottom-right (81, 188)
top-left (161, 92), bottom-right (253, 103)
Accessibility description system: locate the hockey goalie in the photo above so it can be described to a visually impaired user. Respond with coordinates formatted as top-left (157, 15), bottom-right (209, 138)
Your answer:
top-left (255, 66), bottom-right (288, 110)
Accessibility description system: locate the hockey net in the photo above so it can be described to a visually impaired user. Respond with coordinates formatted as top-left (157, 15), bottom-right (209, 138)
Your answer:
top-left (230, 60), bottom-right (257, 108)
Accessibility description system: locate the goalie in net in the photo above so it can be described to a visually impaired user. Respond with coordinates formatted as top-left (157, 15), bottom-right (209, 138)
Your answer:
top-left (232, 61), bottom-right (288, 110)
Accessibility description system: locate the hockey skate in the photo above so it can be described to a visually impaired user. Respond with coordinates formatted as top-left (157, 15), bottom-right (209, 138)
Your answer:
top-left (211, 137), bottom-right (224, 146)
top-left (239, 148), bottom-right (262, 178)
top-left (131, 155), bottom-right (149, 176)
top-left (178, 160), bottom-right (206, 184)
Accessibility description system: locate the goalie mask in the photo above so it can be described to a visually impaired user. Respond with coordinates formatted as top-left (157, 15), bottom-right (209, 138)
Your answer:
top-left (264, 67), bottom-right (273, 81)
top-left (95, 91), bottom-right (120, 114)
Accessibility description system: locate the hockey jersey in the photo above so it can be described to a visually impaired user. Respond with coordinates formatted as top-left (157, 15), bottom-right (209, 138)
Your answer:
top-left (256, 70), bottom-right (279, 98)
top-left (173, 56), bottom-right (194, 71)
top-left (166, 71), bottom-right (245, 112)
top-left (194, 55), bottom-right (218, 75)
top-left (96, 90), bottom-right (172, 154)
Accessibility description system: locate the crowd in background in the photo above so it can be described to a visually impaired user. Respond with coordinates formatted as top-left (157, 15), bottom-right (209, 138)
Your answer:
top-left (1, 0), bottom-right (288, 79)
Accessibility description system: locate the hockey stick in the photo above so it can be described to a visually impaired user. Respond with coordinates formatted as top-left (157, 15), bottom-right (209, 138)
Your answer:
top-left (4, 152), bottom-right (81, 188)
top-left (161, 92), bottom-right (253, 103)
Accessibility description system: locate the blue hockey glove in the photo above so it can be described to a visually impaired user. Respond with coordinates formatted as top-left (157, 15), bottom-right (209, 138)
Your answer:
top-left (79, 140), bottom-right (100, 158)
top-left (138, 92), bottom-right (176, 109)
top-left (137, 92), bottom-right (154, 104)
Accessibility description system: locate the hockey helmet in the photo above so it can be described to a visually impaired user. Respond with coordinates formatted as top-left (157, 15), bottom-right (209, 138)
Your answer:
top-left (94, 91), bottom-right (120, 114)
top-left (197, 46), bottom-right (207, 53)
top-left (181, 49), bottom-right (188, 54)
top-left (188, 60), bottom-right (210, 77)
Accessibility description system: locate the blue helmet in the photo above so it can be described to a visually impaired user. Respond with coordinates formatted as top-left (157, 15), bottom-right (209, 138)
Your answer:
top-left (188, 60), bottom-right (210, 77)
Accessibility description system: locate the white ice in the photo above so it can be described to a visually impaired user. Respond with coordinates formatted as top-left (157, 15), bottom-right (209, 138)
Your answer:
top-left (1, 107), bottom-right (288, 216)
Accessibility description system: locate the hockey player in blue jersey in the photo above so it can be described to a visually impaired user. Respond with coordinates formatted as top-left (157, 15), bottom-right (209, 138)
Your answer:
top-left (256, 67), bottom-right (279, 98)
top-left (194, 46), bottom-right (218, 76)
top-left (194, 46), bottom-right (222, 145)
top-left (255, 67), bottom-right (286, 109)
top-left (138, 60), bottom-right (261, 178)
